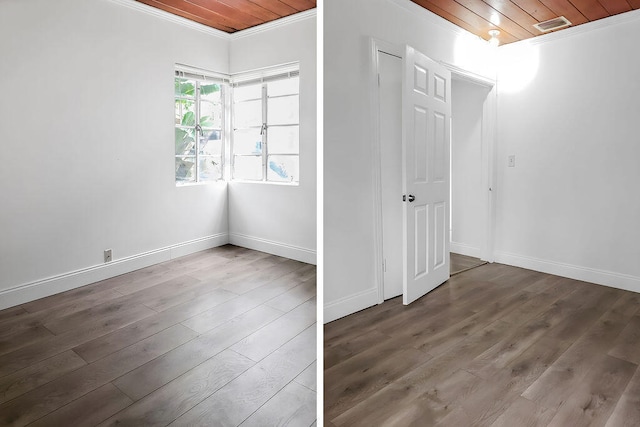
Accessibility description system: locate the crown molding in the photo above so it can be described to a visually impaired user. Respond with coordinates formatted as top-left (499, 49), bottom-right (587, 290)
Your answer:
top-left (500, 7), bottom-right (640, 49)
top-left (107, 0), bottom-right (229, 39)
top-left (230, 9), bottom-right (316, 40)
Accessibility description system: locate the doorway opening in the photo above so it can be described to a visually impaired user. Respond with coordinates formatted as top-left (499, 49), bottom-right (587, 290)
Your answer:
top-left (372, 40), bottom-right (495, 303)
top-left (449, 77), bottom-right (493, 275)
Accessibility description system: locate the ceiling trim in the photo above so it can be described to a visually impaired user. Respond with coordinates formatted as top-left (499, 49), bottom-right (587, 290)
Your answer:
top-left (230, 9), bottom-right (316, 40)
top-left (106, 0), bottom-right (229, 39)
top-left (500, 7), bottom-right (640, 49)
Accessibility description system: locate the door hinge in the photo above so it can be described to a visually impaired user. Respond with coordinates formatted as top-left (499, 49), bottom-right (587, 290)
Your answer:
top-left (377, 73), bottom-right (380, 86)
top-left (383, 258), bottom-right (387, 272)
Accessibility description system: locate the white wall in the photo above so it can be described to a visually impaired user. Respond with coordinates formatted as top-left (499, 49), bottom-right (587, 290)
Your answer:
top-left (0, 0), bottom-right (230, 308)
top-left (494, 13), bottom-right (640, 292)
top-left (450, 79), bottom-right (490, 258)
top-left (228, 15), bottom-right (317, 264)
top-left (323, 0), bottom-right (494, 322)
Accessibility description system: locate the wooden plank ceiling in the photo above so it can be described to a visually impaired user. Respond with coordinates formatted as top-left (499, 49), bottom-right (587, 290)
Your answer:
top-left (411, 0), bottom-right (640, 45)
top-left (134, 0), bottom-right (316, 33)
top-left (136, 0), bottom-right (638, 42)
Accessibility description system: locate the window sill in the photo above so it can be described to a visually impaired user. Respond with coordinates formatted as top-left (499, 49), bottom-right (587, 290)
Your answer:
top-left (175, 180), bottom-right (226, 187)
top-left (230, 180), bottom-right (299, 187)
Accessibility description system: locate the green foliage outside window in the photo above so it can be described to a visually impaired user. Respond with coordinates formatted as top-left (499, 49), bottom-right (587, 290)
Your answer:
top-left (175, 78), bottom-right (223, 183)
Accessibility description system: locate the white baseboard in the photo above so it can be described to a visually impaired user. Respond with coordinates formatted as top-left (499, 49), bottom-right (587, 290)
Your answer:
top-left (0, 233), bottom-right (229, 310)
top-left (229, 233), bottom-right (316, 265)
top-left (169, 234), bottom-right (229, 259)
top-left (450, 242), bottom-right (481, 258)
top-left (494, 251), bottom-right (640, 294)
top-left (324, 287), bottom-right (379, 324)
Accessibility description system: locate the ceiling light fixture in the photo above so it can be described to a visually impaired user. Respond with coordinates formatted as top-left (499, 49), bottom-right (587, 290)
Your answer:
top-left (488, 29), bottom-right (500, 47)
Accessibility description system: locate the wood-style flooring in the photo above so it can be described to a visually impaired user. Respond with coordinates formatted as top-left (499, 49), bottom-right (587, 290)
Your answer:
top-left (450, 253), bottom-right (487, 275)
top-left (324, 262), bottom-right (640, 426)
top-left (0, 245), bottom-right (316, 427)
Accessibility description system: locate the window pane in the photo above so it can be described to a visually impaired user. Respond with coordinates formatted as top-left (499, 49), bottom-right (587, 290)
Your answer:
top-left (199, 130), bottom-right (222, 155)
top-left (268, 77), bottom-right (299, 97)
top-left (234, 155), bottom-right (262, 181)
top-left (200, 100), bottom-right (222, 129)
top-left (268, 125), bottom-right (299, 154)
top-left (234, 100), bottom-right (262, 128)
top-left (199, 156), bottom-right (222, 181)
top-left (176, 156), bottom-right (196, 183)
top-left (175, 99), bottom-right (195, 126)
top-left (175, 78), bottom-right (195, 98)
top-left (233, 129), bottom-right (262, 155)
top-left (176, 127), bottom-right (196, 155)
top-left (268, 155), bottom-right (299, 183)
top-left (234, 84), bottom-right (261, 102)
top-left (200, 83), bottom-right (221, 102)
top-left (267, 95), bottom-right (299, 125)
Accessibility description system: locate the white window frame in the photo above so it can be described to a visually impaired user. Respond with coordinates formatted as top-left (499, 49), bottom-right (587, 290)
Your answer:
top-left (231, 63), bottom-right (300, 184)
top-left (174, 62), bottom-right (300, 186)
top-left (174, 65), bottom-right (230, 185)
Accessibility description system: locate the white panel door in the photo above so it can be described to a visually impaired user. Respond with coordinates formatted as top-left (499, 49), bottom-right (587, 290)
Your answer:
top-left (402, 45), bottom-right (451, 305)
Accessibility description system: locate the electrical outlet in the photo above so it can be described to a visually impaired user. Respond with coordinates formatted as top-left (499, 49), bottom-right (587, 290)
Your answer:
top-left (508, 155), bottom-right (516, 167)
top-left (104, 249), bottom-right (112, 263)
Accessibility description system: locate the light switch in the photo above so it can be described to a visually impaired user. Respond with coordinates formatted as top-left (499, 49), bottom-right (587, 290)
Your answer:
top-left (508, 155), bottom-right (516, 167)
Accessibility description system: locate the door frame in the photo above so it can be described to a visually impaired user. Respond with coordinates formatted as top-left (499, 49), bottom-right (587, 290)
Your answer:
top-left (377, 48), bottom-right (404, 300)
top-left (369, 38), bottom-right (497, 304)
top-left (370, 38), bottom-right (404, 304)
top-left (444, 62), bottom-right (497, 265)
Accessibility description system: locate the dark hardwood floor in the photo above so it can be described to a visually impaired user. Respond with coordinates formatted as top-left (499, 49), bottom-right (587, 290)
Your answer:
top-left (0, 245), bottom-right (316, 427)
top-left (324, 262), bottom-right (640, 426)
top-left (450, 253), bottom-right (487, 275)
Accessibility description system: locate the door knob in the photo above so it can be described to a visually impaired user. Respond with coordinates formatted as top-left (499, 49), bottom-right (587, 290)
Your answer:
top-left (403, 194), bottom-right (416, 202)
